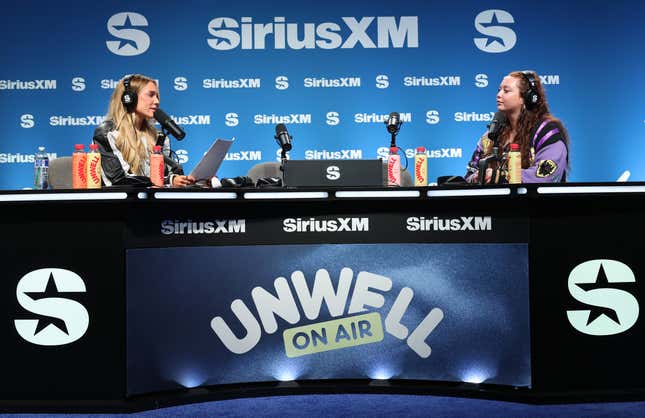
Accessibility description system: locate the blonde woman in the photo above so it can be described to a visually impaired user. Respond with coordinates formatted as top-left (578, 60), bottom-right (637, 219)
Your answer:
top-left (92, 74), bottom-right (194, 186)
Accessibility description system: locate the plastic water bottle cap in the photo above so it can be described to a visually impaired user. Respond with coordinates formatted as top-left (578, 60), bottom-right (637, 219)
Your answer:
top-left (390, 147), bottom-right (398, 153)
top-left (89, 143), bottom-right (99, 151)
top-left (510, 143), bottom-right (520, 151)
top-left (153, 145), bottom-right (162, 152)
top-left (416, 146), bottom-right (426, 153)
top-left (74, 144), bottom-right (85, 150)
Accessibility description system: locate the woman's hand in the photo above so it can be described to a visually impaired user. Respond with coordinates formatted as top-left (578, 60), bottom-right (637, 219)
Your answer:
top-left (467, 168), bottom-right (494, 184)
top-left (172, 175), bottom-right (196, 187)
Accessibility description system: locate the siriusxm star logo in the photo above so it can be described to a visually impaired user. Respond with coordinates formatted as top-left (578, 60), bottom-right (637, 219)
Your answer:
top-left (567, 260), bottom-right (639, 336)
top-left (106, 12), bottom-right (151, 56)
top-left (14, 268), bottom-right (89, 346)
top-left (474, 10), bottom-right (516, 53)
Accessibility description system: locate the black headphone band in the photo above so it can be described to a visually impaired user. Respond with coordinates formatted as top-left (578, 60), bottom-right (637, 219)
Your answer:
top-left (123, 74), bottom-right (132, 90)
top-left (520, 70), bottom-right (539, 109)
top-left (121, 74), bottom-right (137, 111)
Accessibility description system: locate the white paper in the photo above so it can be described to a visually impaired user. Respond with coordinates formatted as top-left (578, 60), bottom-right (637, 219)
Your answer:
top-left (189, 138), bottom-right (234, 180)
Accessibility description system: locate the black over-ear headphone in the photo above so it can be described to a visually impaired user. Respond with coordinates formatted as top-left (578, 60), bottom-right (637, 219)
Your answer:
top-left (121, 74), bottom-right (137, 112)
top-left (520, 71), bottom-right (539, 110)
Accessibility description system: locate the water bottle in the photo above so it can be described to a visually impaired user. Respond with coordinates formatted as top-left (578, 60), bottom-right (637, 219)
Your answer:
top-left (508, 143), bottom-right (522, 184)
top-left (387, 146), bottom-right (401, 186)
top-left (72, 144), bottom-right (87, 189)
top-left (414, 146), bottom-right (428, 186)
top-left (150, 145), bottom-right (165, 186)
top-left (86, 143), bottom-right (102, 189)
top-left (33, 146), bottom-right (49, 189)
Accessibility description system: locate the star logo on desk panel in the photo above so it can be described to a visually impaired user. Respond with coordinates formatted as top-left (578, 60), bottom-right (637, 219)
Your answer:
top-left (14, 268), bottom-right (89, 346)
top-left (566, 259), bottom-right (639, 336)
top-left (106, 12), bottom-right (151, 56)
top-left (473, 9), bottom-right (517, 53)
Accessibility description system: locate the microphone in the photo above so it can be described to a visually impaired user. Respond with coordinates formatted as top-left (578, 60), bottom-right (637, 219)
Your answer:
top-left (153, 108), bottom-right (186, 140)
top-left (274, 123), bottom-right (292, 151)
top-left (487, 111), bottom-right (507, 143)
top-left (385, 112), bottom-right (402, 134)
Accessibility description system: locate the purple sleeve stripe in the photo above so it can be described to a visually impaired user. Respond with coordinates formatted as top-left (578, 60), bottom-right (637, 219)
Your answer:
top-left (535, 128), bottom-right (560, 150)
top-left (532, 120), bottom-right (550, 145)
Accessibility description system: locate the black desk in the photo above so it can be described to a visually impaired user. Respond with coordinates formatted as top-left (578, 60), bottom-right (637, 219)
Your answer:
top-left (1, 183), bottom-right (644, 410)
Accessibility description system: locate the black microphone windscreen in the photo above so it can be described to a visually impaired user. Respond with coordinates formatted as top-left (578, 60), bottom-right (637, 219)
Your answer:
top-left (492, 111), bottom-right (507, 125)
top-left (153, 108), bottom-right (169, 123)
top-left (488, 111), bottom-right (507, 141)
top-left (276, 123), bottom-right (287, 134)
top-left (154, 108), bottom-right (186, 140)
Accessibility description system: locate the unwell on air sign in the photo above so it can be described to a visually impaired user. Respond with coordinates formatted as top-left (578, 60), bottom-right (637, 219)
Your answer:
top-left (283, 312), bottom-right (384, 357)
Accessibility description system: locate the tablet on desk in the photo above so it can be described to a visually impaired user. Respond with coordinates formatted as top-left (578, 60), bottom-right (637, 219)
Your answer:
top-left (189, 138), bottom-right (234, 181)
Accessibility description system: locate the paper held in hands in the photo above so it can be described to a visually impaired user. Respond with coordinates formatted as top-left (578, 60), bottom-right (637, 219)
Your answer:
top-left (189, 138), bottom-right (234, 181)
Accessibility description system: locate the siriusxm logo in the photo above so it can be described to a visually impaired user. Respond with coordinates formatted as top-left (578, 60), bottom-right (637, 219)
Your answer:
top-left (174, 77), bottom-right (188, 91)
top-left (375, 75), bottom-right (389, 89)
top-left (106, 12), bottom-right (150, 56)
top-left (254, 114), bottom-right (312, 125)
top-left (283, 217), bottom-right (369, 233)
top-left (165, 114), bottom-right (211, 125)
top-left (99, 78), bottom-right (159, 90)
top-left (567, 259), bottom-right (639, 336)
top-left (161, 219), bottom-right (246, 235)
top-left (403, 76), bottom-right (460, 87)
top-left (0, 152), bottom-right (57, 164)
top-left (304, 77), bottom-right (361, 88)
top-left (71, 77), bottom-right (86, 91)
top-left (305, 149), bottom-right (363, 160)
top-left (406, 216), bottom-right (492, 232)
top-left (475, 74), bottom-right (488, 88)
top-left (175, 149), bottom-right (189, 164)
top-left (275, 76), bottom-right (289, 90)
top-left (207, 16), bottom-right (418, 51)
top-left (326, 166), bottom-right (340, 180)
top-left (355, 112), bottom-right (412, 124)
top-left (0, 79), bottom-right (56, 90)
top-left (203, 78), bottom-right (261, 89)
top-left (326, 112), bottom-right (340, 126)
top-left (20, 114), bottom-right (35, 128)
top-left (426, 110), bottom-right (440, 124)
top-left (539, 74), bottom-right (560, 85)
top-left (101, 79), bottom-right (121, 89)
top-left (454, 112), bottom-right (495, 122)
top-left (50, 115), bottom-right (106, 126)
top-left (377, 147), bottom-right (462, 159)
top-left (14, 268), bottom-right (89, 346)
top-left (225, 151), bottom-right (262, 161)
top-left (474, 10), bottom-right (516, 53)
top-left (225, 112), bottom-right (239, 127)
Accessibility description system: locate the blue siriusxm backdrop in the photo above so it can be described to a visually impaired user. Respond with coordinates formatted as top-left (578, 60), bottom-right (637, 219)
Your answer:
top-left (0, 0), bottom-right (643, 189)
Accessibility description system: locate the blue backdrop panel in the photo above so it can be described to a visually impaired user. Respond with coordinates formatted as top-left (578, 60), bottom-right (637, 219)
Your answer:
top-left (0, 1), bottom-right (643, 189)
top-left (126, 243), bottom-right (530, 395)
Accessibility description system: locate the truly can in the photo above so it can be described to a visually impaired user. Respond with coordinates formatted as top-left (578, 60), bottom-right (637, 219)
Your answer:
top-left (414, 147), bottom-right (428, 186)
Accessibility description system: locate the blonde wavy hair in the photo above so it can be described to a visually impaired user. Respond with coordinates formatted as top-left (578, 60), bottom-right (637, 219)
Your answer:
top-left (105, 74), bottom-right (159, 175)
